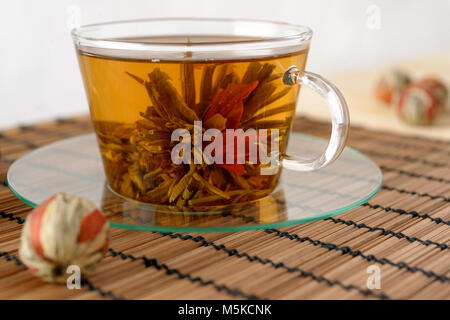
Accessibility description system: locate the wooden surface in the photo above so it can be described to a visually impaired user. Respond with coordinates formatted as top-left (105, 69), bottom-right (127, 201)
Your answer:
top-left (0, 115), bottom-right (449, 300)
top-left (297, 52), bottom-right (450, 141)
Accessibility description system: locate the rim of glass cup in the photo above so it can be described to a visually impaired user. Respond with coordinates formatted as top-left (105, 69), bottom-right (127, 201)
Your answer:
top-left (71, 17), bottom-right (313, 60)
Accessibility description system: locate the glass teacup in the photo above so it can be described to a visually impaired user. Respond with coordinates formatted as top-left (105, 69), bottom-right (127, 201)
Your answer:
top-left (72, 18), bottom-right (349, 209)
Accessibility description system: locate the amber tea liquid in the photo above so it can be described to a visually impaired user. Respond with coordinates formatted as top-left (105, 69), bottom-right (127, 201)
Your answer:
top-left (78, 35), bottom-right (308, 208)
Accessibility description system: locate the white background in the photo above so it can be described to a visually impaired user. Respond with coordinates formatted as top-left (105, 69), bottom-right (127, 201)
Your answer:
top-left (1, 0), bottom-right (450, 128)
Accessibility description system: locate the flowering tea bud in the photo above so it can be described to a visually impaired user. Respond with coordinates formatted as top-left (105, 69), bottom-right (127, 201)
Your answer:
top-left (398, 84), bottom-right (438, 126)
top-left (416, 77), bottom-right (448, 111)
top-left (374, 70), bottom-right (412, 105)
top-left (19, 193), bottom-right (109, 283)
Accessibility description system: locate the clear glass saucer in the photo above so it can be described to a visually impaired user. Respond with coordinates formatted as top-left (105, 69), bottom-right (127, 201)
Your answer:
top-left (7, 133), bottom-right (382, 232)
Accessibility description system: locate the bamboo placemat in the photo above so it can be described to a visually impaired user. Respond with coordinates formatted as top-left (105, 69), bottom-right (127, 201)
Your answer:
top-left (0, 116), bottom-right (449, 300)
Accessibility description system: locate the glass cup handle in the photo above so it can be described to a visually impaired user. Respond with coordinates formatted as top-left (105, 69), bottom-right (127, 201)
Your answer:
top-left (282, 65), bottom-right (350, 171)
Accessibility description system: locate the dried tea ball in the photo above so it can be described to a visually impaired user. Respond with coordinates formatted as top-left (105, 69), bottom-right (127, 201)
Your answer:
top-left (397, 84), bottom-right (438, 126)
top-left (374, 70), bottom-right (412, 105)
top-left (19, 193), bottom-right (109, 283)
top-left (416, 77), bottom-right (448, 111)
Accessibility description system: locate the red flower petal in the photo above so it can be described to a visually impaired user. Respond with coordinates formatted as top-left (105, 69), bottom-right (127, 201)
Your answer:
top-left (29, 195), bottom-right (56, 260)
top-left (77, 209), bottom-right (107, 243)
top-left (202, 80), bottom-right (258, 176)
top-left (203, 81), bottom-right (258, 125)
top-left (224, 101), bottom-right (244, 129)
top-left (218, 163), bottom-right (245, 175)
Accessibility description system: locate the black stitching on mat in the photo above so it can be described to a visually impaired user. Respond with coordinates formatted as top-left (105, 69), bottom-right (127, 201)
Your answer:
top-left (0, 158), bottom-right (13, 164)
top-left (381, 186), bottom-right (450, 202)
top-left (55, 117), bottom-right (76, 124)
top-left (380, 166), bottom-right (450, 184)
top-left (108, 248), bottom-right (261, 300)
top-left (0, 251), bottom-right (25, 267)
top-left (264, 228), bottom-right (450, 283)
top-left (154, 232), bottom-right (390, 299)
top-left (84, 281), bottom-right (123, 300)
top-left (18, 124), bottom-right (31, 131)
top-left (324, 217), bottom-right (449, 250)
top-left (55, 117), bottom-right (93, 130)
top-left (0, 134), bottom-right (39, 149)
top-left (0, 250), bottom-right (123, 300)
top-left (0, 211), bottom-right (25, 224)
top-left (81, 278), bottom-right (123, 300)
top-left (17, 124), bottom-right (70, 139)
top-left (361, 150), bottom-right (448, 168)
top-left (0, 135), bottom-right (38, 149)
top-left (362, 203), bottom-right (450, 226)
